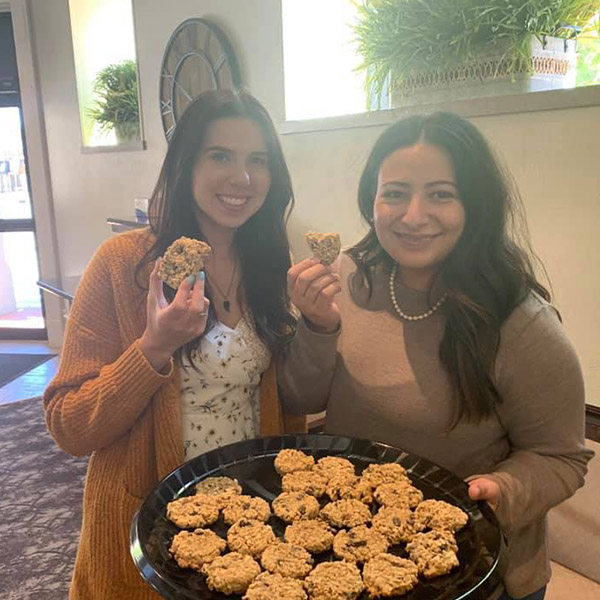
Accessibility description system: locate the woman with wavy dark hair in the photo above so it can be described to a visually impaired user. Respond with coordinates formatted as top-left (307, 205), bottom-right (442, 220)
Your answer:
top-left (44, 90), bottom-right (303, 600)
top-left (281, 112), bottom-right (592, 600)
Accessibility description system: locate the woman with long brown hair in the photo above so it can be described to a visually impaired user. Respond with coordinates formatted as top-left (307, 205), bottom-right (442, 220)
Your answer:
top-left (44, 89), bottom-right (303, 599)
top-left (281, 112), bottom-right (592, 600)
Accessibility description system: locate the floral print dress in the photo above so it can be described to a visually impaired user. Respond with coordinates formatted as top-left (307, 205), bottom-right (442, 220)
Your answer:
top-left (180, 316), bottom-right (272, 460)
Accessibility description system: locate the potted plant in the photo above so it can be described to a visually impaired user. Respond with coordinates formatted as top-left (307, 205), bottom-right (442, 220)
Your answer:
top-left (88, 60), bottom-right (140, 143)
top-left (353, 0), bottom-right (600, 107)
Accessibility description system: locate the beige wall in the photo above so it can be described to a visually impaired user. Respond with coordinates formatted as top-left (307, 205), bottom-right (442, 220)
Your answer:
top-left (27, 0), bottom-right (600, 405)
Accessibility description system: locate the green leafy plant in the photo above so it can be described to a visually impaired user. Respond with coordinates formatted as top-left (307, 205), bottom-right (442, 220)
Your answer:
top-left (88, 60), bottom-right (140, 142)
top-left (353, 0), bottom-right (600, 105)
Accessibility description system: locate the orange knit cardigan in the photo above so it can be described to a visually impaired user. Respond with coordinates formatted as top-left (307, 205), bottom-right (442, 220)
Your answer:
top-left (43, 229), bottom-right (305, 599)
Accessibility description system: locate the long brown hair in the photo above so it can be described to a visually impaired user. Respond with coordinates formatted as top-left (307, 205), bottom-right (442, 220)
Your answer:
top-left (348, 112), bottom-right (551, 424)
top-left (136, 90), bottom-right (296, 364)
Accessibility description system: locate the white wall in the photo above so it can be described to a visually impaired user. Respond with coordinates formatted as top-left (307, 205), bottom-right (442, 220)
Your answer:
top-left (27, 0), bottom-right (600, 405)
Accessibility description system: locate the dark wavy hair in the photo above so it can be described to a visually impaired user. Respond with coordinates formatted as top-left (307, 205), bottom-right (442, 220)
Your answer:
top-left (348, 112), bottom-right (551, 424)
top-left (136, 89), bottom-right (296, 365)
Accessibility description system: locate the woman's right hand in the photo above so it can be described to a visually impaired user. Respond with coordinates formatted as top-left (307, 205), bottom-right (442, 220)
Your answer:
top-left (287, 258), bottom-right (341, 333)
top-left (139, 261), bottom-right (210, 371)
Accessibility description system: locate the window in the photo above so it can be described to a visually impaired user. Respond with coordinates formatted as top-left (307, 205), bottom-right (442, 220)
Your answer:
top-left (282, 1), bottom-right (600, 122)
top-left (69, 0), bottom-right (142, 147)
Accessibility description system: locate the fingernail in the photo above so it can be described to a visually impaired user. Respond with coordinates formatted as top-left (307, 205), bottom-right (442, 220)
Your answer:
top-left (199, 271), bottom-right (205, 281)
top-left (187, 274), bottom-right (196, 286)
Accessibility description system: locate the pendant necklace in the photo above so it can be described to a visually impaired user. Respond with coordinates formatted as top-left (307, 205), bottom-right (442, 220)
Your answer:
top-left (206, 261), bottom-right (238, 312)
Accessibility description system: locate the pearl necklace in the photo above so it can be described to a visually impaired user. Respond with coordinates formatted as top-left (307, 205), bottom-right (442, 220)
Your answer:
top-left (388, 265), bottom-right (447, 321)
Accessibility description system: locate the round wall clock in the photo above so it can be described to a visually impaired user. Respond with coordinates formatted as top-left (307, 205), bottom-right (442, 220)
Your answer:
top-left (160, 18), bottom-right (243, 140)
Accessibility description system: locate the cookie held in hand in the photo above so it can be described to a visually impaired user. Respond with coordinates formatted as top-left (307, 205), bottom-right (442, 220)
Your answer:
top-left (305, 232), bottom-right (341, 266)
top-left (158, 236), bottom-right (212, 289)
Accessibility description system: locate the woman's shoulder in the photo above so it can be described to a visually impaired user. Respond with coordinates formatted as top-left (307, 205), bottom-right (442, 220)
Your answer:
top-left (92, 228), bottom-right (155, 267)
top-left (500, 291), bottom-right (563, 349)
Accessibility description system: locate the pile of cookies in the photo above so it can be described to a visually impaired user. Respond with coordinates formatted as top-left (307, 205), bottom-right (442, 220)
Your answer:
top-left (166, 449), bottom-right (468, 599)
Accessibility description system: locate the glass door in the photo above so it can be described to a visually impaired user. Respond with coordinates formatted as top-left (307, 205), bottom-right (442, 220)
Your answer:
top-left (0, 12), bottom-right (46, 339)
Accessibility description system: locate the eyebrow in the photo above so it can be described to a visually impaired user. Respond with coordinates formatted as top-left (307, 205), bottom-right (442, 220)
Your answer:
top-left (203, 146), bottom-right (268, 156)
top-left (425, 180), bottom-right (458, 188)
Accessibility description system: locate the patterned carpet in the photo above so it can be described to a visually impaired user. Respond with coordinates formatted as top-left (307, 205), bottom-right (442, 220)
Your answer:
top-left (0, 397), bottom-right (87, 600)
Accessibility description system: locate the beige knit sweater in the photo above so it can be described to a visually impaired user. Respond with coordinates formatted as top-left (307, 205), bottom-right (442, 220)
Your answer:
top-left (279, 253), bottom-right (593, 598)
top-left (44, 229), bottom-right (305, 599)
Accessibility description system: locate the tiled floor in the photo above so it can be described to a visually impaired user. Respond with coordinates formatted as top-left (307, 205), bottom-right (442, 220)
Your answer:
top-left (0, 341), bottom-right (59, 406)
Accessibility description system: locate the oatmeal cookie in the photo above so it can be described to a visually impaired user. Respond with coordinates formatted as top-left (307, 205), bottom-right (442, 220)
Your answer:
top-left (284, 519), bottom-right (335, 554)
top-left (202, 551), bottom-right (261, 594)
top-left (406, 530), bottom-right (459, 579)
top-left (326, 472), bottom-right (373, 504)
top-left (227, 518), bottom-right (277, 557)
top-left (274, 449), bottom-right (315, 475)
top-left (372, 505), bottom-right (415, 545)
top-left (158, 236), bottom-right (211, 290)
top-left (304, 561), bottom-right (364, 600)
top-left (411, 499), bottom-right (468, 533)
top-left (360, 463), bottom-right (410, 489)
top-left (314, 456), bottom-right (355, 481)
top-left (363, 553), bottom-right (419, 598)
top-left (272, 492), bottom-right (320, 523)
top-left (260, 542), bottom-right (314, 579)
top-left (374, 482), bottom-right (424, 509)
top-left (332, 525), bottom-right (389, 563)
top-left (169, 529), bottom-right (226, 572)
top-left (305, 232), bottom-right (341, 266)
top-left (222, 495), bottom-right (271, 525)
top-left (195, 476), bottom-right (242, 507)
top-left (282, 470), bottom-right (327, 497)
top-left (166, 494), bottom-right (220, 529)
top-left (244, 572), bottom-right (308, 600)
top-left (320, 498), bottom-right (372, 529)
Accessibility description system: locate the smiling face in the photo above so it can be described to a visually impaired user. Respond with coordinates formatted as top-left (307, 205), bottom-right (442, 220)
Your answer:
top-left (192, 117), bottom-right (271, 237)
top-left (373, 143), bottom-right (465, 290)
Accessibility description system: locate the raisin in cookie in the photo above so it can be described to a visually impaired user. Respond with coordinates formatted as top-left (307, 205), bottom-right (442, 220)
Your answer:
top-left (227, 518), bottom-right (277, 557)
top-left (202, 552), bottom-right (261, 595)
top-left (284, 519), bottom-right (335, 554)
top-left (166, 494), bottom-right (220, 529)
top-left (305, 232), bottom-right (341, 266)
top-left (411, 499), bottom-right (468, 533)
top-left (272, 492), bottom-right (320, 523)
top-left (260, 542), bottom-right (314, 579)
top-left (222, 495), bottom-right (271, 525)
top-left (169, 529), bottom-right (226, 572)
top-left (372, 505), bottom-right (415, 545)
top-left (332, 525), bottom-right (389, 563)
top-left (274, 449), bottom-right (315, 475)
top-left (282, 470), bottom-right (327, 498)
top-left (320, 499), bottom-right (372, 529)
top-left (158, 236), bottom-right (211, 289)
top-left (304, 561), bottom-right (364, 600)
top-left (363, 553), bottom-right (419, 598)
top-left (244, 572), bottom-right (308, 600)
top-left (406, 530), bottom-right (459, 579)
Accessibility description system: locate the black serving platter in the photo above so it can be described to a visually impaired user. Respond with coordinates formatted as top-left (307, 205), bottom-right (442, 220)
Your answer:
top-left (131, 434), bottom-right (507, 599)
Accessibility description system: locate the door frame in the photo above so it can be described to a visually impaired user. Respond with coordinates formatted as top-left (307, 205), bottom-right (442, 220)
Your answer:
top-left (5, 0), bottom-right (63, 347)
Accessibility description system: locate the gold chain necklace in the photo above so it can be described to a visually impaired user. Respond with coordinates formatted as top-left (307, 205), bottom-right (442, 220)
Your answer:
top-left (205, 260), bottom-right (238, 312)
top-left (388, 264), bottom-right (446, 321)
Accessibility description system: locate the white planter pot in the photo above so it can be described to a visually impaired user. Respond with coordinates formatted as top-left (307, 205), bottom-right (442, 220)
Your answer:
top-left (390, 36), bottom-right (577, 107)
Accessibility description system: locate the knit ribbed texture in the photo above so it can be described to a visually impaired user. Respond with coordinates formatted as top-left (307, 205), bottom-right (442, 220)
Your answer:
top-left (44, 229), bottom-right (304, 599)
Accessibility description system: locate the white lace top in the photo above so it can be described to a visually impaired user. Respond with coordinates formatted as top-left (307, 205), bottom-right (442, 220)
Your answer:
top-left (179, 316), bottom-right (271, 460)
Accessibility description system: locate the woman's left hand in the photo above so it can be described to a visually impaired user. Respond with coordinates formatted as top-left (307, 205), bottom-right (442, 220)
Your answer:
top-left (468, 477), bottom-right (500, 510)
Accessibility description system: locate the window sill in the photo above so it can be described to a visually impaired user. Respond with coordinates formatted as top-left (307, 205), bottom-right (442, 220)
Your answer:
top-left (80, 140), bottom-right (146, 153)
top-left (278, 85), bottom-right (600, 136)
